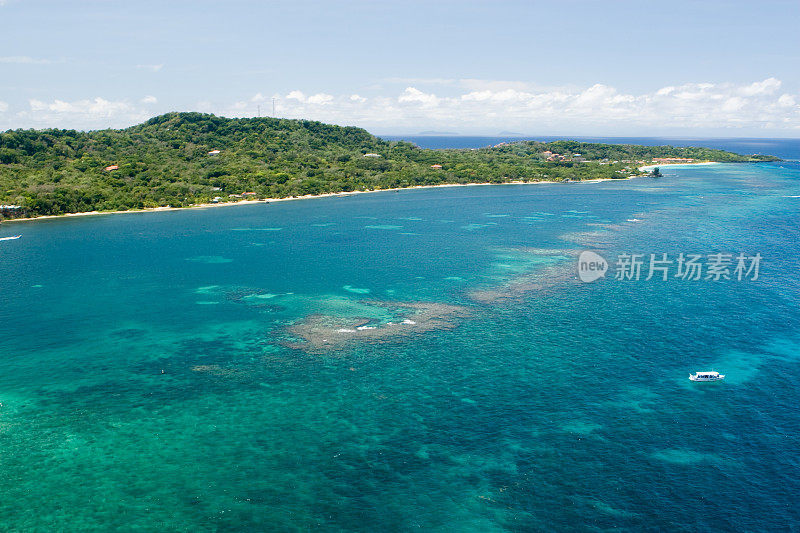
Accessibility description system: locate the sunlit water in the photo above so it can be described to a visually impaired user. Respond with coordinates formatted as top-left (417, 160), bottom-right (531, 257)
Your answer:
top-left (1, 162), bottom-right (799, 530)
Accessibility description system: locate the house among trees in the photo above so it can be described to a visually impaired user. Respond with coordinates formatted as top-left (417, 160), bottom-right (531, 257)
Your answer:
top-left (104, 165), bottom-right (119, 171)
top-left (208, 150), bottom-right (221, 156)
top-left (0, 204), bottom-right (24, 218)
top-left (652, 157), bottom-right (694, 163)
top-left (430, 164), bottom-right (443, 169)
top-left (363, 153), bottom-right (381, 158)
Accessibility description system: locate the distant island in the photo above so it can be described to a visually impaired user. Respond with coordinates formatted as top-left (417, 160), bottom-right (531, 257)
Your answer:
top-left (0, 112), bottom-right (780, 220)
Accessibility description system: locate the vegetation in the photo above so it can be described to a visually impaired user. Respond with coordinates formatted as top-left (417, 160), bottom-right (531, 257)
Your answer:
top-left (0, 112), bottom-right (780, 219)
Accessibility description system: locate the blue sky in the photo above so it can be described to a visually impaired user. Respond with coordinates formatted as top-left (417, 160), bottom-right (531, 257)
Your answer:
top-left (1, 0), bottom-right (799, 136)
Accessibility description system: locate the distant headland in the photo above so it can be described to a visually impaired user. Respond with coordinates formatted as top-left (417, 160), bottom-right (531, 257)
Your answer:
top-left (0, 112), bottom-right (780, 221)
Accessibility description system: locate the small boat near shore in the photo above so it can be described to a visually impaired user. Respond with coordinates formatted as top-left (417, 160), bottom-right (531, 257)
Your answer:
top-left (0, 235), bottom-right (22, 241)
top-left (689, 371), bottom-right (725, 382)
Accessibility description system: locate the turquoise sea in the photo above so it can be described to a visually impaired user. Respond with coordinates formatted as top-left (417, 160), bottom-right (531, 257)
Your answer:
top-left (1, 155), bottom-right (800, 530)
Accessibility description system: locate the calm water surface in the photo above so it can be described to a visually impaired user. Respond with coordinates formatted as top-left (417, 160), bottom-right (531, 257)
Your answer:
top-left (1, 161), bottom-right (799, 530)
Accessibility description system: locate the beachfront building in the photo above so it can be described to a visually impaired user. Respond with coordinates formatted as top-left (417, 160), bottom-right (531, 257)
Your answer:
top-left (0, 204), bottom-right (24, 218)
top-left (652, 157), bottom-right (694, 163)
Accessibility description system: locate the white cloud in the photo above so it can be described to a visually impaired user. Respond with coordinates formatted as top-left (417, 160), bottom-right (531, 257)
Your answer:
top-left (15, 97), bottom-right (150, 130)
top-left (136, 64), bottom-right (163, 72)
top-left (140, 95), bottom-right (158, 104)
top-left (5, 78), bottom-right (799, 134)
top-left (0, 56), bottom-right (53, 64)
top-left (740, 77), bottom-right (781, 96)
top-left (306, 93), bottom-right (333, 105)
top-left (462, 88), bottom-right (534, 103)
top-left (31, 97), bottom-right (132, 116)
top-left (281, 91), bottom-right (334, 105)
top-left (0, 101), bottom-right (8, 113)
top-left (398, 87), bottom-right (439, 106)
top-left (217, 78), bottom-right (800, 135)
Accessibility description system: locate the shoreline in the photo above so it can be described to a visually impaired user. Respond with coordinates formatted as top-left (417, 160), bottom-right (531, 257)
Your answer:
top-left (638, 161), bottom-right (720, 172)
top-left (1, 175), bottom-right (647, 224)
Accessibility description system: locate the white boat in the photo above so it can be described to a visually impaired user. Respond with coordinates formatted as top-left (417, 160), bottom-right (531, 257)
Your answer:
top-left (0, 235), bottom-right (21, 241)
top-left (689, 371), bottom-right (725, 382)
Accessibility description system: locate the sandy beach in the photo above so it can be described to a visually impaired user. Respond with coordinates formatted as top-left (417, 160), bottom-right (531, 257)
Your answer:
top-left (638, 161), bottom-right (720, 172)
top-left (1, 175), bottom-right (646, 224)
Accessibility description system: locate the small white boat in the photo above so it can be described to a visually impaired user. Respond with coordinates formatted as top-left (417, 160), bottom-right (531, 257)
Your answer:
top-left (0, 235), bottom-right (22, 241)
top-left (689, 371), bottom-right (725, 382)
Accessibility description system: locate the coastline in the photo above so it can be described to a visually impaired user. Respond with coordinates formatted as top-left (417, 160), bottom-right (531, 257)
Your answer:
top-left (1, 175), bottom-right (645, 224)
top-left (638, 161), bottom-right (720, 172)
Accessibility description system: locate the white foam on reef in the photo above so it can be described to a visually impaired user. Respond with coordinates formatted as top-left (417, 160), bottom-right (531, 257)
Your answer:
top-left (311, 222), bottom-right (335, 227)
top-left (243, 293), bottom-right (279, 300)
top-left (461, 222), bottom-right (498, 231)
top-left (231, 227), bottom-right (283, 231)
top-left (195, 285), bottom-right (221, 294)
top-left (485, 214), bottom-right (509, 218)
top-left (343, 285), bottom-right (371, 294)
top-left (364, 224), bottom-right (403, 230)
top-left (287, 301), bottom-right (472, 351)
top-left (195, 301), bottom-right (220, 305)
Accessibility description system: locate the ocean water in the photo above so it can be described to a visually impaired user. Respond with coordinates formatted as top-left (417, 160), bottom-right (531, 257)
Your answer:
top-left (1, 161), bottom-right (799, 530)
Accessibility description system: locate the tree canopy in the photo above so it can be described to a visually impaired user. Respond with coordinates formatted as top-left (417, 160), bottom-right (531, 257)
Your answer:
top-left (0, 112), bottom-right (779, 218)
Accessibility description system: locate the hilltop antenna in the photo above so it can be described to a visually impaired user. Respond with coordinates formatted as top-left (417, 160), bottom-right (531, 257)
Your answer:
top-left (257, 105), bottom-right (261, 117)
top-left (272, 98), bottom-right (276, 117)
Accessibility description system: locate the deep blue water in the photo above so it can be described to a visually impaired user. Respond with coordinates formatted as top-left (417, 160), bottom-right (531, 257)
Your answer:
top-left (1, 162), bottom-right (799, 530)
top-left (381, 135), bottom-right (800, 160)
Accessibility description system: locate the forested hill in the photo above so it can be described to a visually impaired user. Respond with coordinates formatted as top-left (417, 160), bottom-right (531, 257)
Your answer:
top-left (0, 112), bottom-right (779, 218)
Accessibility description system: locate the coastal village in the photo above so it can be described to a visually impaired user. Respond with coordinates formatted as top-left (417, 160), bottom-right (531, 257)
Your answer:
top-left (3, 114), bottom-right (770, 222)
top-left (0, 141), bottom-right (706, 221)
